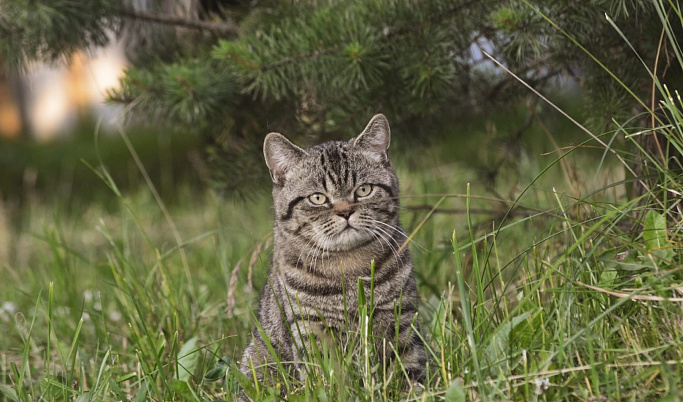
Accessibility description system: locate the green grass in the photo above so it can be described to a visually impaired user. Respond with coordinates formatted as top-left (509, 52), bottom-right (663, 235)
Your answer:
top-left (2, 3), bottom-right (683, 398)
top-left (1, 100), bottom-right (681, 401)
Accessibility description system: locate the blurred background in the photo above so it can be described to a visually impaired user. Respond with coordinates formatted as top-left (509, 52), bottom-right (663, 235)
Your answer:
top-left (2, 0), bottom-right (675, 211)
top-left (1, 0), bottom-right (681, 400)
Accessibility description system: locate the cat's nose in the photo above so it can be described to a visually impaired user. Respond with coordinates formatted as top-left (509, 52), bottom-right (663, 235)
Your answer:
top-left (333, 201), bottom-right (353, 219)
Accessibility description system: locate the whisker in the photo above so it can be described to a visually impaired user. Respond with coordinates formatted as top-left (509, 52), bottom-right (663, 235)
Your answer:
top-left (362, 227), bottom-right (384, 252)
top-left (304, 230), bottom-right (325, 268)
top-left (290, 225), bottom-right (319, 265)
top-left (372, 224), bottom-right (400, 248)
top-left (312, 233), bottom-right (328, 271)
top-left (370, 219), bottom-right (428, 253)
top-left (373, 226), bottom-right (407, 267)
top-left (371, 227), bottom-right (402, 269)
top-left (371, 219), bottom-right (407, 237)
top-left (312, 226), bottom-right (331, 270)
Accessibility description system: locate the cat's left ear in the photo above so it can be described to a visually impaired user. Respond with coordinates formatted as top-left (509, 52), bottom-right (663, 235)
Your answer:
top-left (353, 114), bottom-right (391, 163)
top-left (264, 133), bottom-right (308, 185)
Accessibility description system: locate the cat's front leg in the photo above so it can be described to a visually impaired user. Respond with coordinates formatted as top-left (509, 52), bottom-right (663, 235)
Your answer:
top-left (399, 335), bottom-right (427, 384)
top-left (286, 317), bottom-right (334, 381)
top-left (239, 334), bottom-right (280, 387)
top-left (373, 305), bottom-right (427, 385)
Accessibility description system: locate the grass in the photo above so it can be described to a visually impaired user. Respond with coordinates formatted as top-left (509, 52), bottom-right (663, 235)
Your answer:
top-left (2, 4), bottom-right (683, 400)
top-left (1, 100), bottom-right (681, 401)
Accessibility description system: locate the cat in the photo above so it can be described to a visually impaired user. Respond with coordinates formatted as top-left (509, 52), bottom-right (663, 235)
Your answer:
top-left (239, 114), bottom-right (426, 395)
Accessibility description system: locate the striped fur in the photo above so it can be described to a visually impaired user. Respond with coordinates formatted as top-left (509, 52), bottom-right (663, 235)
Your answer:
top-left (240, 114), bottom-right (426, 391)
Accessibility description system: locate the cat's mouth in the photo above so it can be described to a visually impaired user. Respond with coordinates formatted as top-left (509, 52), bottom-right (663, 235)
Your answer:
top-left (339, 223), bottom-right (354, 232)
top-left (321, 223), bottom-right (370, 251)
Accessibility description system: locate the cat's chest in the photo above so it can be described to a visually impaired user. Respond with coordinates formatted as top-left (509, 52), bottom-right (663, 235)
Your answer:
top-left (280, 278), bottom-right (403, 326)
top-left (277, 259), bottom-right (405, 307)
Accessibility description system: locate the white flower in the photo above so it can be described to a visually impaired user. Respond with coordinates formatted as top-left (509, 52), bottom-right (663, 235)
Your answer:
top-left (1, 301), bottom-right (17, 314)
top-left (534, 377), bottom-right (550, 395)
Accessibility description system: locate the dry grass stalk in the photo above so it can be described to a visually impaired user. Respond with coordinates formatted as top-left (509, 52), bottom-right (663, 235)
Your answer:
top-left (246, 242), bottom-right (265, 293)
top-left (226, 259), bottom-right (243, 318)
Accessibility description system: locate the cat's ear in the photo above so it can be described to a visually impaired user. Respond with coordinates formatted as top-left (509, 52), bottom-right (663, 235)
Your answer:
top-left (263, 133), bottom-right (308, 184)
top-left (353, 114), bottom-right (391, 162)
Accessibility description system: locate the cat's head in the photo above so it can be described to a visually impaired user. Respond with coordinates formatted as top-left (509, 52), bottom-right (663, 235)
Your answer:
top-left (263, 114), bottom-right (400, 252)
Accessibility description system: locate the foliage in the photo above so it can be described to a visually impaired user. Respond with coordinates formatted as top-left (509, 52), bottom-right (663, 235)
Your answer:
top-left (0, 0), bottom-right (120, 67)
top-left (1, 0), bottom-right (683, 400)
top-left (110, 57), bottom-right (238, 131)
top-left (3, 0), bottom-right (678, 193)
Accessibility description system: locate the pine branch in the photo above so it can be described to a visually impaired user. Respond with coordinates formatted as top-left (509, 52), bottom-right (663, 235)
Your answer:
top-left (0, 24), bottom-right (23, 39)
top-left (118, 8), bottom-right (238, 36)
top-left (256, 0), bottom-right (480, 72)
top-left (384, 0), bottom-right (483, 40)
top-left (264, 46), bottom-right (340, 71)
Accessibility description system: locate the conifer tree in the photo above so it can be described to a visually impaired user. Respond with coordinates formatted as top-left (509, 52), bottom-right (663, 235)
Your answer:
top-left (1, 0), bottom-right (679, 196)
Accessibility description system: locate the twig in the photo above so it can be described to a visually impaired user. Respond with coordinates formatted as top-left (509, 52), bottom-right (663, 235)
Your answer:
top-left (398, 196), bottom-right (445, 254)
top-left (404, 205), bottom-right (537, 217)
top-left (118, 8), bottom-right (238, 36)
top-left (447, 360), bottom-right (683, 395)
top-left (575, 280), bottom-right (683, 302)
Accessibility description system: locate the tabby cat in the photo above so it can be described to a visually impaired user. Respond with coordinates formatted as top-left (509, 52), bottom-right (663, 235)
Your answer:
top-left (240, 114), bottom-right (426, 392)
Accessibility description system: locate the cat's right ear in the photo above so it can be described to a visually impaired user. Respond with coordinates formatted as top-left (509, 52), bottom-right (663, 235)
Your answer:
top-left (263, 133), bottom-right (308, 185)
top-left (353, 114), bottom-right (391, 163)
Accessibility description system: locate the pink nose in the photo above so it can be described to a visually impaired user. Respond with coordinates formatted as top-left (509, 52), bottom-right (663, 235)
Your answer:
top-left (333, 201), bottom-right (352, 219)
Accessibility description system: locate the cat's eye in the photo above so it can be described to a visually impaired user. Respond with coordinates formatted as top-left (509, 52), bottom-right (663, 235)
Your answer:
top-left (355, 184), bottom-right (373, 197)
top-left (308, 193), bottom-right (328, 205)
